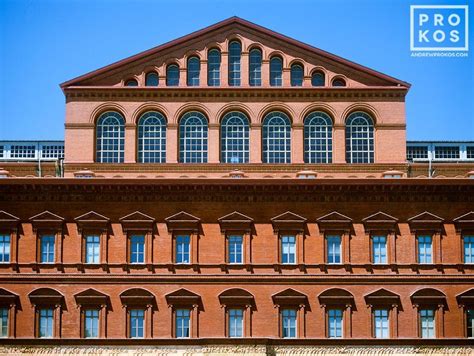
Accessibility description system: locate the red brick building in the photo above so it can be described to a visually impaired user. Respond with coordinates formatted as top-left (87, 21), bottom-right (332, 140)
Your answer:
top-left (0, 17), bottom-right (473, 355)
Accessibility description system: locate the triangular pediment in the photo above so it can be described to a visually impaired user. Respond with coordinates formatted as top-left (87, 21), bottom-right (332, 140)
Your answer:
top-left (271, 211), bottom-right (307, 223)
top-left (75, 211), bottom-right (109, 223)
top-left (272, 288), bottom-right (308, 307)
top-left (218, 211), bottom-right (253, 223)
top-left (0, 211), bottom-right (20, 229)
top-left (408, 211), bottom-right (444, 232)
top-left (165, 211), bottom-right (200, 223)
top-left (119, 211), bottom-right (155, 231)
top-left (408, 211), bottom-right (444, 223)
top-left (218, 211), bottom-right (253, 233)
top-left (317, 211), bottom-right (352, 232)
top-left (453, 211), bottom-right (474, 231)
top-left (317, 211), bottom-right (352, 223)
top-left (271, 211), bottom-right (306, 233)
top-left (365, 288), bottom-right (399, 299)
top-left (165, 288), bottom-right (201, 308)
top-left (363, 211), bottom-right (398, 223)
top-left (165, 211), bottom-right (200, 232)
top-left (119, 211), bottom-right (155, 222)
top-left (61, 17), bottom-right (409, 89)
top-left (29, 210), bottom-right (64, 222)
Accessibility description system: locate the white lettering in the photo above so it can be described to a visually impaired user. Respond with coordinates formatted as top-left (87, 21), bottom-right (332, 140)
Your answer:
top-left (419, 13), bottom-right (429, 26)
top-left (418, 30), bottom-right (430, 42)
top-left (434, 14), bottom-right (444, 26)
top-left (433, 30), bottom-right (446, 42)
top-left (450, 30), bottom-right (460, 43)
top-left (448, 14), bottom-right (461, 26)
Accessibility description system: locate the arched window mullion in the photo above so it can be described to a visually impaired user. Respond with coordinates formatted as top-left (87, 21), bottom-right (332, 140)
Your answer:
top-left (137, 112), bottom-right (167, 163)
top-left (228, 41), bottom-right (241, 86)
top-left (249, 49), bottom-right (262, 86)
top-left (304, 112), bottom-right (333, 163)
top-left (207, 49), bottom-right (221, 86)
top-left (262, 111), bottom-right (291, 163)
top-left (220, 112), bottom-right (250, 164)
top-left (179, 112), bottom-right (208, 163)
top-left (345, 112), bottom-right (374, 163)
top-left (96, 112), bottom-right (125, 163)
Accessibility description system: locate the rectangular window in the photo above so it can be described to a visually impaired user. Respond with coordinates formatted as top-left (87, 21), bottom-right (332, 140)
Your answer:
top-left (467, 146), bottom-right (474, 159)
top-left (0, 308), bottom-right (8, 338)
top-left (84, 309), bottom-right (99, 338)
top-left (464, 236), bottom-right (474, 263)
top-left (175, 309), bottom-right (190, 338)
top-left (129, 309), bottom-right (144, 338)
top-left (130, 235), bottom-right (145, 264)
top-left (420, 309), bottom-right (435, 338)
top-left (374, 309), bottom-right (389, 338)
top-left (282, 309), bottom-right (297, 338)
top-left (328, 309), bottom-right (343, 338)
top-left (327, 235), bottom-right (341, 264)
top-left (0, 235), bottom-right (10, 263)
top-left (228, 235), bottom-right (243, 264)
top-left (406, 146), bottom-right (428, 161)
top-left (467, 309), bottom-right (474, 338)
top-left (281, 235), bottom-right (296, 264)
top-left (417, 236), bottom-right (433, 264)
top-left (10, 145), bottom-right (36, 159)
top-left (85, 235), bottom-right (100, 264)
top-left (372, 236), bottom-right (387, 264)
top-left (39, 308), bottom-right (54, 338)
top-left (40, 235), bottom-right (55, 263)
top-left (228, 308), bottom-right (243, 338)
top-left (176, 235), bottom-right (190, 264)
top-left (434, 146), bottom-right (460, 160)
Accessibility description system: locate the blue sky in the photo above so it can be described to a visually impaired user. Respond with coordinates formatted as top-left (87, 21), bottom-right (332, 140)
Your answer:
top-left (0, 0), bottom-right (472, 140)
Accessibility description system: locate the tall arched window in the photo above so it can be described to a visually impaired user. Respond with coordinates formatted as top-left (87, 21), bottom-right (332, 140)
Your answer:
top-left (290, 64), bottom-right (303, 86)
top-left (345, 112), bottom-right (374, 163)
top-left (187, 57), bottom-right (200, 86)
top-left (145, 71), bottom-right (159, 86)
top-left (96, 111), bottom-right (125, 163)
top-left (125, 79), bottom-right (138, 87)
top-left (304, 112), bottom-right (333, 163)
top-left (207, 49), bottom-right (221, 86)
top-left (270, 57), bottom-right (283, 86)
top-left (221, 111), bottom-right (249, 164)
top-left (249, 48), bottom-right (262, 86)
top-left (137, 111), bottom-right (167, 163)
top-left (166, 64), bottom-right (180, 86)
top-left (179, 111), bottom-right (208, 163)
top-left (228, 41), bottom-right (241, 86)
top-left (311, 71), bottom-right (325, 86)
top-left (262, 111), bottom-right (291, 163)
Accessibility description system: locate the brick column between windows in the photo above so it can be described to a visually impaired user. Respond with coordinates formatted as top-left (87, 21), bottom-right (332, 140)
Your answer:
top-left (261, 59), bottom-right (269, 87)
top-left (124, 124), bottom-right (136, 163)
top-left (221, 52), bottom-right (229, 87)
top-left (283, 68), bottom-right (291, 87)
top-left (208, 123), bottom-right (220, 163)
top-left (179, 68), bottom-right (186, 87)
top-left (241, 52), bottom-right (249, 86)
top-left (166, 124), bottom-right (178, 163)
top-left (250, 123), bottom-right (262, 163)
top-left (200, 60), bottom-right (208, 87)
top-left (333, 125), bottom-right (346, 163)
top-left (292, 124), bottom-right (304, 163)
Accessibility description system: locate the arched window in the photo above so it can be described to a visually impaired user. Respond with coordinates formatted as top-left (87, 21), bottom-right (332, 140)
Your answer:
top-left (145, 71), bottom-right (158, 86)
top-left (137, 111), bottom-right (166, 163)
top-left (228, 41), bottom-right (241, 86)
top-left (270, 57), bottom-right (283, 86)
top-left (207, 49), bottom-right (221, 86)
top-left (125, 79), bottom-right (138, 87)
top-left (187, 57), bottom-right (200, 86)
top-left (345, 112), bottom-right (374, 163)
top-left (290, 64), bottom-right (303, 86)
top-left (179, 111), bottom-right (208, 163)
top-left (262, 111), bottom-right (291, 163)
top-left (304, 112), bottom-right (332, 163)
top-left (249, 48), bottom-right (262, 86)
top-left (96, 111), bottom-right (125, 163)
top-left (311, 71), bottom-right (325, 86)
top-left (332, 78), bottom-right (346, 87)
top-left (221, 111), bottom-right (249, 164)
top-left (166, 64), bottom-right (180, 86)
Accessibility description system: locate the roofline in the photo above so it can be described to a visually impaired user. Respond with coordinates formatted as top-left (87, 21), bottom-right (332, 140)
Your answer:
top-left (60, 16), bottom-right (411, 90)
top-left (407, 140), bottom-right (474, 144)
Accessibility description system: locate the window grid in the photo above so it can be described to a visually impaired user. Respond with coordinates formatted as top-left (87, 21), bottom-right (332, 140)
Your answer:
top-left (207, 49), bottom-right (221, 86)
top-left (281, 235), bottom-right (296, 264)
top-left (85, 235), bottom-right (100, 264)
top-left (270, 57), bottom-right (283, 86)
top-left (187, 57), bottom-right (200, 86)
top-left (179, 111), bottom-right (208, 163)
top-left (84, 309), bottom-right (99, 338)
top-left (129, 309), bottom-right (144, 338)
top-left (282, 309), bottom-right (297, 338)
top-left (96, 111), bottom-right (125, 163)
top-left (39, 308), bottom-right (54, 338)
top-left (311, 71), bottom-right (325, 86)
top-left (176, 235), bottom-right (190, 264)
top-left (228, 308), bottom-right (243, 338)
top-left (327, 235), bottom-right (341, 264)
top-left (464, 236), bottom-right (474, 263)
top-left (41, 145), bottom-right (64, 159)
top-left (0, 308), bottom-right (8, 338)
top-left (434, 146), bottom-right (460, 159)
top-left (420, 309), bottom-right (435, 338)
top-left (130, 235), bottom-right (145, 264)
top-left (290, 65), bottom-right (303, 86)
top-left (345, 112), bottom-right (374, 163)
top-left (328, 309), bottom-right (343, 338)
top-left (125, 79), bottom-right (138, 87)
top-left (249, 49), bottom-right (262, 86)
top-left (332, 78), bottom-right (346, 87)
top-left (137, 111), bottom-right (166, 163)
top-left (467, 147), bottom-right (474, 159)
top-left (40, 235), bottom-right (55, 263)
top-left (176, 309), bottom-right (190, 338)
top-left (10, 145), bottom-right (35, 159)
top-left (418, 236), bottom-right (433, 264)
top-left (372, 236), bottom-right (387, 264)
top-left (166, 65), bottom-right (180, 86)
top-left (228, 235), bottom-right (243, 264)
top-left (374, 309), bottom-right (389, 338)
top-left (228, 41), bottom-right (241, 86)
top-left (221, 111), bottom-right (249, 163)
top-left (304, 112), bottom-right (333, 163)
top-left (0, 145), bottom-right (4, 158)
top-left (0, 235), bottom-right (10, 263)
top-left (407, 146), bottom-right (428, 160)
top-left (145, 71), bottom-right (159, 86)
top-left (262, 111), bottom-right (291, 163)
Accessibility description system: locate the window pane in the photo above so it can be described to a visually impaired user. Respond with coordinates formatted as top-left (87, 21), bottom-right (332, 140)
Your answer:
top-left (176, 309), bottom-right (190, 338)
top-left (418, 236), bottom-right (433, 264)
top-left (467, 309), bottom-right (474, 338)
top-left (290, 64), bottom-right (303, 86)
top-left (85, 235), bottom-right (100, 264)
top-left (281, 235), bottom-right (296, 264)
top-left (129, 309), bottom-right (144, 338)
top-left (464, 236), bottom-right (474, 264)
top-left (0, 308), bottom-right (8, 338)
top-left (420, 309), bottom-right (435, 338)
top-left (282, 309), bottom-right (297, 338)
top-left (229, 308), bottom-right (243, 337)
top-left (262, 111), bottom-right (291, 163)
top-left (179, 112), bottom-right (208, 163)
top-left (96, 111), bottom-right (125, 163)
top-left (327, 236), bottom-right (341, 264)
top-left (270, 57), bottom-right (283, 86)
top-left (39, 309), bottom-right (54, 338)
top-left (0, 235), bottom-right (10, 263)
top-left (166, 65), bottom-right (179, 86)
top-left (130, 235), bottom-right (145, 264)
top-left (176, 235), bottom-right (190, 263)
top-left (228, 235), bottom-right (243, 264)
top-left (137, 111), bottom-right (167, 163)
top-left (374, 309), bottom-right (389, 339)
top-left (249, 49), bottom-right (262, 86)
top-left (145, 72), bottom-right (158, 86)
top-left (84, 309), bottom-right (99, 338)
top-left (228, 41), bottom-right (241, 86)
top-left (187, 57), bottom-right (200, 86)
top-left (208, 49), bottom-right (221, 86)
top-left (221, 111), bottom-right (249, 163)
top-left (372, 236), bottom-right (387, 264)
top-left (304, 112), bottom-right (332, 163)
top-left (311, 71), bottom-right (325, 86)
top-left (41, 235), bottom-right (55, 263)
top-left (345, 112), bottom-right (374, 164)
top-left (328, 309), bottom-right (343, 338)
